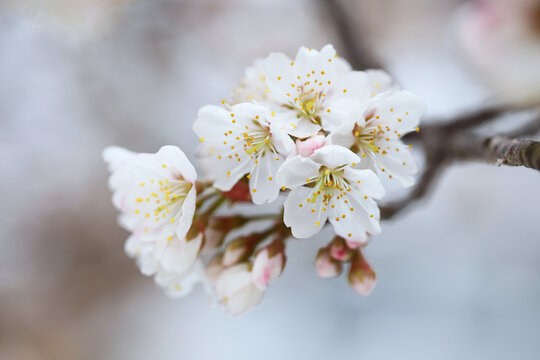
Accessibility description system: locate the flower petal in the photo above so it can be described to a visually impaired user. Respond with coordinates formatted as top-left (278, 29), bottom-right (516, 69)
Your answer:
top-left (277, 155), bottom-right (320, 189)
top-left (311, 144), bottom-right (360, 170)
top-left (283, 187), bottom-right (328, 238)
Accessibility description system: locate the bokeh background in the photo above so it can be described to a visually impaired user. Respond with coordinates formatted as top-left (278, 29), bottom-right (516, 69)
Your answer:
top-left (1, 0), bottom-right (539, 359)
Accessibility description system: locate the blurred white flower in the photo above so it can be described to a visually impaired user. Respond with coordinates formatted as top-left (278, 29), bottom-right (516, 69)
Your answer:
top-left (125, 233), bottom-right (206, 298)
top-left (154, 259), bottom-right (207, 299)
top-left (194, 102), bottom-right (294, 204)
top-left (103, 145), bottom-right (198, 241)
top-left (278, 145), bottom-right (385, 242)
top-left (104, 145), bottom-right (205, 297)
top-left (365, 69), bottom-right (399, 97)
top-left (216, 263), bottom-right (264, 316)
top-left (261, 44), bottom-right (370, 137)
top-left (329, 90), bottom-right (426, 187)
top-left (229, 59), bottom-right (269, 104)
top-left (456, 0), bottom-right (540, 104)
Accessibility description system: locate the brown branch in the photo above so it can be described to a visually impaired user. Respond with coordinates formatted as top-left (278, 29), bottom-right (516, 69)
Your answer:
top-left (322, 0), bottom-right (383, 70)
top-left (451, 135), bottom-right (540, 171)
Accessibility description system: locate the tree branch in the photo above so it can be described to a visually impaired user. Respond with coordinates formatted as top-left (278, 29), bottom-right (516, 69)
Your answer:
top-left (322, 0), bottom-right (383, 70)
top-left (323, 0), bottom-right (540, 220)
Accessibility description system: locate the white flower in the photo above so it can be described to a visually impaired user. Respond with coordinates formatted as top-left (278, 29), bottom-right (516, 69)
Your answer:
top-left (278, 145), bottom-right (385, 242)
top-left (193, 102), bottom-right (294, 204)
top-left (329, 90), bottom-right (426, 187)
top-left (125, 233), bottom-right (206, 297)
top-left (261, 44), bottom-right (370, 137)
top-left (103, 145), bottom-right (198, 241)
top-left (456, 0), bottom-right (540, 104)
top-left (366, 69), bottom-right (398, 97)
top-left (229, 59), bottom-right (269, 104)
top-left (104, 145), bottom-right (204, 292)
top-left (216, 263), bottom-right (264, 315)
top-left (154, 259), bottom-right (207, 298)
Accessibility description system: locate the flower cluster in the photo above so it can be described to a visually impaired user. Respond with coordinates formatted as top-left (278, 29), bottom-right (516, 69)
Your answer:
top-left (104, 45), bottom-right (426, 315)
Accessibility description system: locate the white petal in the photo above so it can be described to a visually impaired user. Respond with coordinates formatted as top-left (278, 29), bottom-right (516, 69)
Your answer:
top-left (158, 233), bottom-right (202, 274)
top-left (366, 69), bottom-right (398, 96)
top-left (328, 191), bottom-right (381, 242)
top-left (249, 151), bottom-right (282, 204)
top-left (103, 146), bottom-right (136, 172)
top-left (262, 52), bottom-right (297, 104)
top-left (283, 187), bottom-right (328, 238)
top-left (225, 283), bottom-right (264, 315)
top-left (272, 110), bottom-right (321, 138)
top-left (326, 119), bottom-right (358, 149)
top-left (152, 145), bottom-right (197, 183)
top-left (269, 121), bottom-right (295, 156)
top-left (366, 90), bottom-right (426, 136)
top-left (343, 167), bottom-right (385, 199)
top-left (175, 186), bottom-right (197, 240)
top-left (311, 145), bottom-right (360, 170)
top-left (320, 96), bottom-right (365, 133)
top-left (277, 155), bottom-right (320, 189)
top-left (155, 260), bottom-right (206, 298)
top-left (215, 263), bottom-right (252, 300)
top-left (331, 70), bottom-right (370, 103)
top-left (370, 140), bottom-right (418, 187)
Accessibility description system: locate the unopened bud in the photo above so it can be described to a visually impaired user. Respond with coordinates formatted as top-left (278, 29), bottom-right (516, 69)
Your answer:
top-left (216, 263), bottom-right (264, 315)
top-left (348, 250), bottom-right (376, 296)
top-left (252, 241), bottom-right (286, 291)
top-left (222, 234), bottom-right (258, 267)
top-left (205, 253), bottom-right (226, 284)
top-left (329, 237), bottom-right (354, 262)
top-left (345, 240), bottom-right (360, 250)
top-left (315, 248), bottom-right (342, 278)
top-left (202, 215), bottom-right (248, 254)
top-left (296, 134), bottom-right (326, 157)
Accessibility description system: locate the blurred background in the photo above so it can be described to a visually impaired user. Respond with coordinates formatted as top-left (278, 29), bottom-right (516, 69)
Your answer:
top-left (1, 0), bottom-right (539, 359)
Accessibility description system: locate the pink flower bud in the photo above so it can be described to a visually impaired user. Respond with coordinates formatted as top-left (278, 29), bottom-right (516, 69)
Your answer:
top-left (315, 248), bottom-right (342, 278)
top-left (345, 240), bottom-right (360, 250)
top-left (329, 237), bottom-right (354, 262)
top-left (348, 251), bottom-right (376, 296)
top-left (295, 134), bottom-right (326, 157)
top-left (251, 241), bottom-right (286, 291)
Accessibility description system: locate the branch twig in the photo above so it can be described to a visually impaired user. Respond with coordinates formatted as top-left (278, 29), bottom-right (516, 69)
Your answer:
top-left (323, 0), bottom-right (383, 70)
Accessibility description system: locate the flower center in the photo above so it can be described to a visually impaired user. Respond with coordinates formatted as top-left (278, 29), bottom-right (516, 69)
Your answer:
top-left (351, 123), bottom-right (381, 156)
top-left (243, 120), bottom-right (273, 157)
top-left (134, 177), bottom-right (192, 226)
top-left (306, 167), bottom-right (351, 204)
top-left (289, 87), bottom-right (326, 125)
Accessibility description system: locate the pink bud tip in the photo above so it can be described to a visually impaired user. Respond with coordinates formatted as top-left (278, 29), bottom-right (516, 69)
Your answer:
top-left (295, 135), bottom-right (326, 157)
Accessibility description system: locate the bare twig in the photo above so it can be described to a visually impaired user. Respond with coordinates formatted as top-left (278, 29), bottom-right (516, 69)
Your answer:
top-left (322, 0), bottom-right (383, 70)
